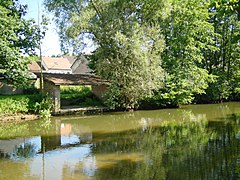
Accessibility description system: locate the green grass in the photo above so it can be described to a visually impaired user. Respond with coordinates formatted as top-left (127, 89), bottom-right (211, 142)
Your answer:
top-left (60, 88), bottom-right (91, 99)
top-left (60, 86), bottom-right (103, 107)
top-left (60, 85), bottom-right (91, 94)
top-left (0, 85), bottom-right (103, 115)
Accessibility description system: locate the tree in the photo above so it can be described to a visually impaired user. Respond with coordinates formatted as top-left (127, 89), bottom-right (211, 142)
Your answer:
top-left (45, 0), bottom-right (239, 108)
top-left (45, 0), bottom-right (171, 109)
top-left (158, 0), bottom-right (216, 106)
top-left (0, 0), bottom-right (43, 86)
top-left (200, 0), bottom-right (240, 102)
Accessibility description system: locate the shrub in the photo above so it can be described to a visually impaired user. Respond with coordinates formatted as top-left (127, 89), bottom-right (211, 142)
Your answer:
top-left (0, 94), bottom-right (52, 117)
top-left (0, 98), bottom-right (29, 114)
top-left (34, 96), bottom-right (53, 119)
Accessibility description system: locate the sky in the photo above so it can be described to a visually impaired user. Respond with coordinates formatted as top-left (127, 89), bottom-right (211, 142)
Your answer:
top-left (19, 0), bottom-right (94, 56)
top-left (19, 0), bottom-right (61, 56)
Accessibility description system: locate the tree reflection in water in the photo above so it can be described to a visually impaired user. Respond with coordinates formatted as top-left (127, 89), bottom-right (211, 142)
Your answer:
top-left (0, 107), bottom-right (239, 179)
top-left (89, 113), bottom-right (240, 179)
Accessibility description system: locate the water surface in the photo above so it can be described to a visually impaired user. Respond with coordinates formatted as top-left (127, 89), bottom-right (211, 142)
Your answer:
top-left (0, 102), bottom-right (240, 179)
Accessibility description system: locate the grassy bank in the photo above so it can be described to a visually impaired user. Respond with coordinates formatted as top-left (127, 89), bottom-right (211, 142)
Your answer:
top-left (0, 94), bottom-right (52, 121)
top-left (0, 86), bottom-right (104, 122)
top-left (0, 94), bottom-right (41, 114)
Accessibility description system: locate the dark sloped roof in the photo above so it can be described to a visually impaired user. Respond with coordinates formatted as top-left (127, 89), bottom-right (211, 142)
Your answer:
top-left (72, 57), bottom-right (92, 74)
top-left (35, 73), bottom-right (109, 86)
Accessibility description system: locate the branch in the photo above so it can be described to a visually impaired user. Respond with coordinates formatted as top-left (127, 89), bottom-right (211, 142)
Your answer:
top-left (90, 0), bottom-right (102, 19)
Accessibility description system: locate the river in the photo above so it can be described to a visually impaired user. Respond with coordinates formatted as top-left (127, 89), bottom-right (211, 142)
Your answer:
top-left (0, 102), bottom-right (240, 179)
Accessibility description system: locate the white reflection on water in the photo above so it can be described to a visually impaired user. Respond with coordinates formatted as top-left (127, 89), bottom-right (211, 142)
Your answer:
top-left (61, 135), bottom-right (80, 146)
top-left (0, 136), bottom-right (41, 159)
top-left (30, 144), bottom-right (95, 179)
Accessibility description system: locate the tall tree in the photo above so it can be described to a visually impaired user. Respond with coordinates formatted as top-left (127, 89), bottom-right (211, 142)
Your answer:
top-left (201, 0), bottom-right (240, 102)
top-left (159, 0), bottom-right (216, 105)
top-left (0, 0), bottom-right (43, 86)
top-left (45, 0), bottom-right (171, 109)
top-left (45, 0), bottom-right (239, 108)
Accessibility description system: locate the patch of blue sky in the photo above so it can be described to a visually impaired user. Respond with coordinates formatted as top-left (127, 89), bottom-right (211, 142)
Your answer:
top-left (19, 0), bottom-right (61, 56)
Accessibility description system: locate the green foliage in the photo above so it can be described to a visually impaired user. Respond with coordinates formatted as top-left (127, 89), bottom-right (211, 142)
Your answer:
top-left (61, 91), bottom-right (103, 107)
top-left (0, 0), bottom-right (46, 86)
top-left (0, 97), bottom-right (29, 114)
top-left (60, 85), bottom-right (91, 94)
top-left (81, 97), bottom-right (103, 107)
top-left (0, 94), bottom-right (52, 118)
top-left (34, 96), bottom-right (53, 119)
top-left (23, 86), bottom-right (40, 95)
top-left (45, 0), bottom-right (240, 108)
top-left (0, 94), bottom-right (43, 114)
top-left (161, 0), bottom-right (217, 105)
top-left (60, 86), bottom-right (102, 107)
top-left (96, 24), bottom-right (165, 109)
top-left (200, 0), bottom-right (240, 102)
top-left (45, 0), bottom-right (168, 109)
top-left (22, 79), bottom-right (40, 94)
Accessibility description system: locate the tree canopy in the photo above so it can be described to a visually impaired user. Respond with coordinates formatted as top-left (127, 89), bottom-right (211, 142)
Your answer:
top-left (45, 0), bottom-right (171, 109)
top-left (0, 0), bottom-right (43, 85)
top-left (44, 0), bottom-right (240, 109)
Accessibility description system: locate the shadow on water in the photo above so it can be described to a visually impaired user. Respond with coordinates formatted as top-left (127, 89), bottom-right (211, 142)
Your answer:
top-left (0, 102), bottom-right (240, 179)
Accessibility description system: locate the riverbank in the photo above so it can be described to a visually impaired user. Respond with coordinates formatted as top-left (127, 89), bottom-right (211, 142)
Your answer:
top-left (0, 87), bottom-right (103, 123)
top-left (0, 113), bottom-right (39, 123)
top-left (0, 94), bottom-right (53, 123)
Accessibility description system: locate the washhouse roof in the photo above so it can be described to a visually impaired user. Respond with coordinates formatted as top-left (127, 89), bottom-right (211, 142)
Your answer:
top-left (36, 73), bottom-right (109, 86)
top-left (43, 57), bottom-right (74, 71)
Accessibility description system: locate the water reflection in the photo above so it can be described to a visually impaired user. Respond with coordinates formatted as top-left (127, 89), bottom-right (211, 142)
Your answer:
top-left (0, 102), bottom-right (239, 179)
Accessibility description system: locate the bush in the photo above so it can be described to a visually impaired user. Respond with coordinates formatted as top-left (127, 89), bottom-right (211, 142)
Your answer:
top-left (34, 96), bottom-right (53, 118)
top-left (0, 94), bottom-right (52, 117)
top-left (0, 98), bottom-right (29, 114)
